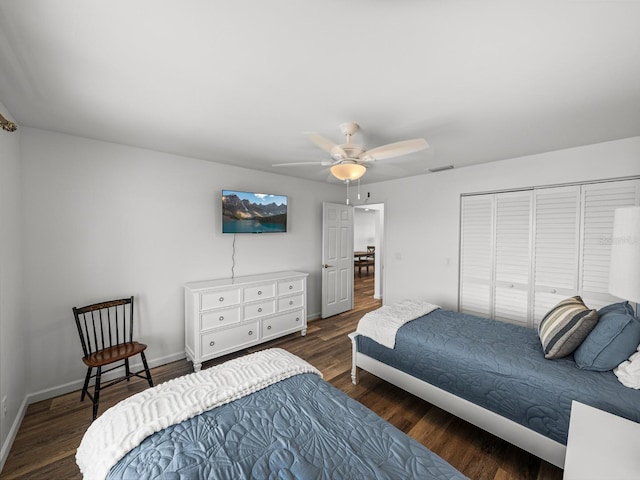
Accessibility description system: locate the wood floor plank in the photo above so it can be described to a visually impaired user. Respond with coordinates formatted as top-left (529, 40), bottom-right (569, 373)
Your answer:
top-left (0, 272), bottom-right (563, 479)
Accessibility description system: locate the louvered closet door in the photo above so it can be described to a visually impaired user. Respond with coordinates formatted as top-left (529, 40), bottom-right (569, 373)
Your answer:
top-left (459, 195), bottom-right (494, 317)
top-left (460, 178), bottom-right (640, 326)
top-left (493, 191), bottom-right (532, 325)
top-left (580, 179), bottom-right (640, 309)
top-left (532, 186), bottom-right (581, 325)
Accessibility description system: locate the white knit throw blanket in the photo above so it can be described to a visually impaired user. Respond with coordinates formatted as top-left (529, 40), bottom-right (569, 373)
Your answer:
top-left (356, 299), bottom-right (439, 348)
top-left (614, 345), bottom-right (640, 389)
top-left (76, 348), bottom-right (322, 480)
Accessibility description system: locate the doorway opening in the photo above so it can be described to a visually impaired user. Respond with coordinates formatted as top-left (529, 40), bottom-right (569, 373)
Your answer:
top-left (353, 203), bottom-right (384, 303)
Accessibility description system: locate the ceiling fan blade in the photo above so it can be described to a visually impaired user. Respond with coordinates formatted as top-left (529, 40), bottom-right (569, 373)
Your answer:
top-left (272, 160), bottom-right (335, 167)
top-left (305, 132), bottom-right (347, 160)
top-left (360, 138), bottom-right (429, 162)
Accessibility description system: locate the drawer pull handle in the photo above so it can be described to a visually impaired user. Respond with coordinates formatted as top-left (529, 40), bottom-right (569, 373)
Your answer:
top-left (267, 325), bottom-right (272, 330)
top-left (219, 316), bottom-right (224, 321)
top-left (258, 290), bottom-right (262, 295)
top-left (551, 289), bottom-right (557, 294)
top-left (289, 285), bottom-right (293, 290)
top-left (219, 296), bottom-right (224, 302)
top-left (209, 341), bottom-right (215, 347)
top-left (296, 317), bottom-right (300, 322)
top-left (258, 307), bottom-right (263, 312)
top-left (248, 330), bottom-right (253, 336)
top-left (289, 300), bottom-right (293, 306)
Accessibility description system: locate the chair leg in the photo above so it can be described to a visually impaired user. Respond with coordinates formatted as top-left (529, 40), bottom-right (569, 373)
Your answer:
top-left (125, 358), bottom-right (131, 381)
top-left (81, 367), bottom-right (92, 402)
top-left (92, 366), bottom-right (102, 421)
top-left (140, 351), bottom-right (154, 388)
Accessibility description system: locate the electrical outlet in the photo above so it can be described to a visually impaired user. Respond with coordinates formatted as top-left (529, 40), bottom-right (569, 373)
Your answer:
top-left (1, 396), bottom-right (7, 419)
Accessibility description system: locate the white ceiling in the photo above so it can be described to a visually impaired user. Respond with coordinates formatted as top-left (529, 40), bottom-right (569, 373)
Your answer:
top-left (1, 1), bottom-right (639, 185)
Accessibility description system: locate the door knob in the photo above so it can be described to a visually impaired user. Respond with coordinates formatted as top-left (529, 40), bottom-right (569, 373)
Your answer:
top-left (322, 264), bottom-right (333, 269)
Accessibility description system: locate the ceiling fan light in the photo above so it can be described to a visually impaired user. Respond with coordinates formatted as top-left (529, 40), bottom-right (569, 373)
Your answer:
top-left (330, 162), bottom-right (366, 181)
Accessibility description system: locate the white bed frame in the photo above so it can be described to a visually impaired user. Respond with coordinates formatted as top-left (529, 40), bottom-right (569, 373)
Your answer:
top-left (348, 332), bottom-right (566, 469)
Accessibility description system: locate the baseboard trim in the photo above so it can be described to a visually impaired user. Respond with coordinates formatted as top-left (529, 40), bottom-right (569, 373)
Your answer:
top-left (0, 396), bottom-right (28, 473)
top-left (26, 351), bottom-right (187, 404)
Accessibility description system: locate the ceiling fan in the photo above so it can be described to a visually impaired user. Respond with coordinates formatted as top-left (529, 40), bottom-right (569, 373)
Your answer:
top-left (273, 122), bottom-right (429, 181)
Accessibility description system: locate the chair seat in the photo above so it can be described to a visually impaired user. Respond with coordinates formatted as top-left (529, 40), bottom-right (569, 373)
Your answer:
top-left (82, 341), bottom-right (147, 367)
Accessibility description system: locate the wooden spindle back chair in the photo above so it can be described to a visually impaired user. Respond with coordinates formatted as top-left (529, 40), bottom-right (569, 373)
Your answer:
top-left (356, 245), bottom-right (375, 276)
top-left (73, 296), bottom-right (153, 420)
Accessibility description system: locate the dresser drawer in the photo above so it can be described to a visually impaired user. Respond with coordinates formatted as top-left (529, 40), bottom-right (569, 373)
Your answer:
top-left (278, 293), bottom-right (304, 312)
top-left (244, 300), bottom-right (275, 320)
top-left (201, 289), bottom-right (241, 310)
top-left (262, 310), bottom-right (304, 340)
top-left (201, 321), bottom-right (259, 357)
top-left (201, 306), bottom-right (241, 331)
top-left (278, 278), bottom-right (304, 295)
top-left (244, 283), bottom-right (275, 302)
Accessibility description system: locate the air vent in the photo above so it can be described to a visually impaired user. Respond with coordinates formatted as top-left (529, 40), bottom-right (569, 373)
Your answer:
top-left (428, 165), bottom-right (454, 173)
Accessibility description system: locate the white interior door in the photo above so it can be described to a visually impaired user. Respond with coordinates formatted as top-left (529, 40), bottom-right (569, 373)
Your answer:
top-left (321, 202), bottom-right (353, 318)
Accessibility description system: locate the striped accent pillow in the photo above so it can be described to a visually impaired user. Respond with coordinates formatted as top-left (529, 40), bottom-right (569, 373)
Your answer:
top-left (538, 296), bottom-right (599, 359)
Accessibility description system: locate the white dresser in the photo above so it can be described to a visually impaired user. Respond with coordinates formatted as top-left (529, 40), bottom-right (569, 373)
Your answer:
top-left (184, 271), bottom-right (308, 371)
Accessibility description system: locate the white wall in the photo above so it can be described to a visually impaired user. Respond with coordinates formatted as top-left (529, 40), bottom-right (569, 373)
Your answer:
top-left (20, 127), bottom-right (344, 399)
top-left (0, 103), bottom-right (27, 469)
top-left (364, 136), bottom-right (640, 310)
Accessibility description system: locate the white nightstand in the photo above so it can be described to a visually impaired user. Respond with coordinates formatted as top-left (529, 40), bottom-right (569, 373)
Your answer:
top-left (564, 401), bottom-right (640, 479)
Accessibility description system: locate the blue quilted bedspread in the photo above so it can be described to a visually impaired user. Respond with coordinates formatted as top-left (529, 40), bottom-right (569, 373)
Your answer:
top-left (108, 372), bottom-right (466, 480)
top-left (356, 309), bottom-right (640, 445)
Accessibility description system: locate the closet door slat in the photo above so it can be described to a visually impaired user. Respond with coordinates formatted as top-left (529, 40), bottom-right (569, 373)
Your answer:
top-left (532, 186), bottom-right (580, 325)
top-left (580, 180), bottom-right (640, 307)
top-left (494, 191), bottom-right (532, 325)
top-left (459, 195), bottom-right (494, 317)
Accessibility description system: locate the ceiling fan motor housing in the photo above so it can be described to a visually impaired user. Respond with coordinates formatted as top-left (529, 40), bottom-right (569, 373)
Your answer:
top-left (334, 145), bottom-right (364, 160)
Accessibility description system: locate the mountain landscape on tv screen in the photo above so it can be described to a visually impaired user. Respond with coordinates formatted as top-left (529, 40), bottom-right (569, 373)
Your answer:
top-left (222, 193), bottom-right (287, 232)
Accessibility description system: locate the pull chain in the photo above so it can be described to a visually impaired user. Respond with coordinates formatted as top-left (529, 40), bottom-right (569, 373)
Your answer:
top-left (346, 179), bottom-right (350, 205)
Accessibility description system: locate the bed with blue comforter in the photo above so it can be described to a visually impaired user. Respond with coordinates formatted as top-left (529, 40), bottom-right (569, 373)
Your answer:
top-left (351, 308), bottom-right (640, 467)
top-left (77, 348), bottom-right (466, 480)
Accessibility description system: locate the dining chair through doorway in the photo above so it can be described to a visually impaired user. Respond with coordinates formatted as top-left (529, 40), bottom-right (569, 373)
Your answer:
top-left (356, 246), bottom-right (375, 276)
top-left (72, 296), bottom-right (153, 420)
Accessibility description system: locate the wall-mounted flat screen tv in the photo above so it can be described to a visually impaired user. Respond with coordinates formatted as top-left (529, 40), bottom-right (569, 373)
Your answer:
top-left (222, 190), bottom-right (288, 234)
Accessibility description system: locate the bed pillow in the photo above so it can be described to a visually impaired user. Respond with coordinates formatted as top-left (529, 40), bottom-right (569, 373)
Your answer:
top-left (538, 296), bottom-right (599, 359)
top-left (574, 301), bottom-right (640, 371)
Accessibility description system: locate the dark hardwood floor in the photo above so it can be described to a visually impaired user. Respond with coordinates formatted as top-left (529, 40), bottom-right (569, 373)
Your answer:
top-left (1, 273), bottom-right (563, 479)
